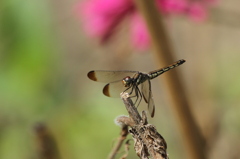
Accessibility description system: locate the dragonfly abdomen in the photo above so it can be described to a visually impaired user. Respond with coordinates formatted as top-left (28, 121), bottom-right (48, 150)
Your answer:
top-left (148, 59), bottom-right (185, 79)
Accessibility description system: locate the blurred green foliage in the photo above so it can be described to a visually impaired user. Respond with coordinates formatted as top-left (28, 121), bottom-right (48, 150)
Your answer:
top-left (0, 0), bottom-right (60, 158)
top-left (0, 1), bottom-right (125, 158)
top-left (0, 0), bottom-right (58, 116)
top-left (0, 1), bottom-right (130, 158)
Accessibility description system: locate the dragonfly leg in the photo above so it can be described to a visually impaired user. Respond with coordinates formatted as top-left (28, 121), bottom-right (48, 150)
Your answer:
top-left (123, 85), bottom-right (132, 94)
top-left (129, 85), bottom-right (135, 95)
top-left (122, 84), bottom-right (142, 108)
top-left (127, 84), bottom-right (142, 108)
top-left (131, 85), bottom-right (139, 105)
top-left (123, 86), bottom-right (136, 101)
top-left (123, 85), bottom-right (135, 96)
top-left (135, 85), bottom-right (142, 108)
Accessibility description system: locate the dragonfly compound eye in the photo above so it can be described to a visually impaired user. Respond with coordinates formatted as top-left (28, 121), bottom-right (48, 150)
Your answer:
top-left (122, 76), bottom-right (132, 87)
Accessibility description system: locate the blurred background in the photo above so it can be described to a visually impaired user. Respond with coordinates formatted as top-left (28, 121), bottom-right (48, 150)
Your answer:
top-left (1, 0), bottom-right (240, 158)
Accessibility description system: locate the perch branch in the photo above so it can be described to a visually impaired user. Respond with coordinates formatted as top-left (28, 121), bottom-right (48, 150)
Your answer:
top-left (121, 92), bottom-right (168, 159)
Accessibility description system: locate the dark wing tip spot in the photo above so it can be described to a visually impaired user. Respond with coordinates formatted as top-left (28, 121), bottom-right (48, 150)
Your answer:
top-left (87, 71), bottom-right (97, 81)
top-left (151, 106), bottom-right (155, 118)
top-left (103, 84), bottom-right (111, 97)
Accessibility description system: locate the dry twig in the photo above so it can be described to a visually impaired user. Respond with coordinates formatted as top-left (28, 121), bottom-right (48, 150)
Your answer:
top-left (111, 92), bottom-right (169, 159)
top-left (108, 122), bottom-right (129, 159)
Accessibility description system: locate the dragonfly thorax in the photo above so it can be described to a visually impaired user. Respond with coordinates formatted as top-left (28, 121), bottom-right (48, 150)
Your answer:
top-left (135, 73), bottom-right (149, 85)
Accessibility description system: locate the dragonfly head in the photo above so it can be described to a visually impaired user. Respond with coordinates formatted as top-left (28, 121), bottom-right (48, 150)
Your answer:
top-left (122, 76), bottom-right (133, 87)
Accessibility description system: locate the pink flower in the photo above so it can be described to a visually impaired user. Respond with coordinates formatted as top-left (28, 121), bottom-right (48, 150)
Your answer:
top-left (187, 2), bottom-right (207, 22)
top-left (76, 0), bottom-right (135, 42)
top-left (75, 0), bottom-right (217, 50)
top-left (129, 13), bottom-right (150, 50)
top-left (157, 0), bottom-right (216, 22)
top-left (157, 0), bottom-right (187, 14)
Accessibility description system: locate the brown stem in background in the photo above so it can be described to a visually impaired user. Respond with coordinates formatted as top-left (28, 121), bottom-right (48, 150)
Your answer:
top-left (34, 123), bottom-right (61, 159)
top-left (134, 1), bottom-right (206, 159)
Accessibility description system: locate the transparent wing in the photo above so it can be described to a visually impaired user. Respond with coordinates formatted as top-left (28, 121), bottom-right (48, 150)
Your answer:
top-left (87, 70), bottom-right (137, 83)
top-left (141, 80), bottom-right (155, 118)
top-left (103, 80), bottom-right (133, 98)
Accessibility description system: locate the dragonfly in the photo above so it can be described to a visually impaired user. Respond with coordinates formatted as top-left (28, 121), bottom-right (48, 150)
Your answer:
top-left (87, 59), bottom-right (185, 117)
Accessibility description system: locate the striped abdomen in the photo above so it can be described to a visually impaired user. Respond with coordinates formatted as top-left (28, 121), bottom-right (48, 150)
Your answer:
top-left (148, 59), bottom-right (185, 79)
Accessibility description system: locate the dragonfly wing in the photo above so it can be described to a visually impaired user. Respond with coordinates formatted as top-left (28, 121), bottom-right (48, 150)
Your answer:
top-left (87, 70), bottom-right (137, 83)
top-left (103, 80), bottom-right (131, 98)
top-left (141, 80), bottom-right (155, 118)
